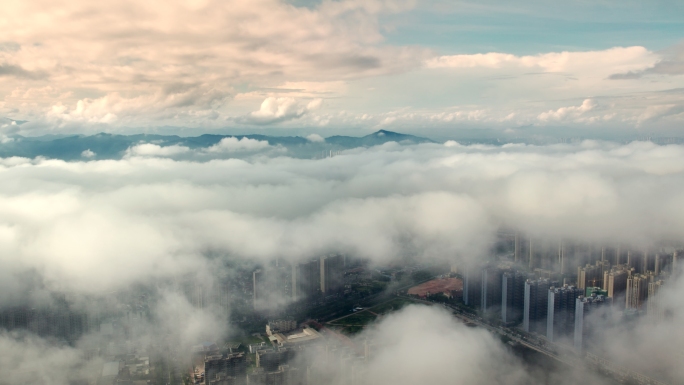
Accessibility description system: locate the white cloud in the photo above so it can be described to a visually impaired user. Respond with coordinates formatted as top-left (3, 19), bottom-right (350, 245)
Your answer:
top-left (361, 306), bottom-right (530, 385)
top-left (81, 149), bottom-right (95, 158)
top-left (426, 46), bottom-right (658, 75)
top-left (0, 0), bottom-right (427, 129)
top-left (306, 133), bottom-right (325, 142)
top-left (205, 137), bottom-right (271, 152)
top-left (1, 141), bottom-right (684, 384)
top-left (1, 140), bottom-right (684, 295)
top-left (243, 97), bottom-right (323, 124)
top-left (125, 143), bottom-right (191, 157)
top-left (537, 98), bottom-right (598, 122)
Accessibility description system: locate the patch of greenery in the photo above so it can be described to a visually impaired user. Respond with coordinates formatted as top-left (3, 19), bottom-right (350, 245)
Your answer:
top-left (330, 311), bottom-right (377, 326)
top-left (370, 297), bottom-right (416, 314)
top-left (341, 325), bottom-right (365, 335)
top-left (411, 270), bottom-right (433, 284)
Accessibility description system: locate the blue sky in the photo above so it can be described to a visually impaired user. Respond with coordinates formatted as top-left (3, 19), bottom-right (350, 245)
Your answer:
top-left (383, 1), bottom-right (684, 53)
top-left (0, 0), bottom-right (683, 138)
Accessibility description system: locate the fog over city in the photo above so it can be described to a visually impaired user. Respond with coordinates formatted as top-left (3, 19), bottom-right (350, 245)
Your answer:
top-left (0, 140), bottom-right (682, 384)
top-left (2, 1), bottom-right (684, 384)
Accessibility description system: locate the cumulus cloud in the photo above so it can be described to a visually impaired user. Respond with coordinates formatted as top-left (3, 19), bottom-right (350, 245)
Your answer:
top-left (537, 98), bottom-right (597, 122)
top-left (205, 137), bottom-right (271, 152)
top-left (0, 0), bottom-right (428, 129)
top-left (1, 140), bottom-right (684, 296)
top-left (81, 149), bottom-right (95, 158)
top-left (306, 133), bottom-right (325, 142)
top-left (359, 306), bottom-right (530, 385)
top-left (610, 42), bottom-right (684, 79)
top-left (125, 143), bottom-right (191, 157)
top-left (242, 97), bottom-right (323, 125)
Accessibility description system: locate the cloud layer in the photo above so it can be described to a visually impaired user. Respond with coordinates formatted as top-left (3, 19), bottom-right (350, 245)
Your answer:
top-left (1, 141), bottom-right (684, 382)
top-left (2, 140), bottom-right (684, 296)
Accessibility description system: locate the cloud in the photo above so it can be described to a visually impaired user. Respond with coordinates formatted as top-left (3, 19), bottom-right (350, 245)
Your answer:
top-left (0, 0), bottom-right (427, 129)
top-left (0, 331), bottom-right (102, 384)
top-left (0, 42), bottom-right (20, 52)
top-left (636, 104), bottom-right (684, 125)
top-left (306, 133), bottom-right (325, 142)
top-left (242, 97), bottom-right (323, 124)
top-left (537, 98), bottom-right (597, 122)
top-left (81, 149), bottom-right (96, 158)
top-left (0, 63), bottom-right (47, 79)
top-left (1, 140), bottom-right (684, 296)
top-left (359, 306), bottom-right (530, 385)
top-left (426, 47), bottom-right (658, 75)
top-left (205, 137), bottom-right (271, 152)
top-left (1, 140), bottom-right (684, 383)
top-left (610, 42), bottom-right (684, 79)
top-left (125, 143), bottom-right (191, 157)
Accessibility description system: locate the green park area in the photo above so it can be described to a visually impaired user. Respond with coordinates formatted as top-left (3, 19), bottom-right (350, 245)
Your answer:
top-left (331, 310), bottom-right (377, 326)
top-left (327, 296), bottom-right (422, 334)
top-left (369, 297), bottom-right (416, 315)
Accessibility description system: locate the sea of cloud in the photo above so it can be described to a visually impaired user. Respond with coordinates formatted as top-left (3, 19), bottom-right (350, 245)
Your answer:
top-left (1, 139), bottom-right (684, 383)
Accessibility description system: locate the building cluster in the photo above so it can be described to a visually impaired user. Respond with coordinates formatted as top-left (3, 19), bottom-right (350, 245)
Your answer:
top-left (462, 235), bottom-right (680, 352)
top-left (196, 321), bottom-right (371, 385)
top-left (0, 305), bottom-right (91, 342)
top-left (253, 255), bottom-right (346, 310)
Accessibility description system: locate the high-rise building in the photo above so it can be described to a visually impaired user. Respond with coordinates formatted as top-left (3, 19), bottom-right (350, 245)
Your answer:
top-left (603, 265), bottom-right (630, 309)
top-left (253, 269), bottom-right (264, 308)
top-left (528, 238), bottom-right (535, 269)
top-left (547, 285), bottom-right (583, 342)
top-left (0, 306), bottom-right (90, 342)
top-left (647, 280), bottom-right (666, 321)
top-left (637, 250), bottom-right (653, 274)
top-left (626, 272), bottom-right (654, 310)
top-left (523, 279), bottom-right (551, 335)
top-left (214, 280), bottom-right (231, 317)
top-left (574, 295), bottom-right (609, 352)
top-left (320, 254), bottom-right (344, 294)
top-left (502, 271), bottom-right (526, 324)
top-left (292, 259), bottom-right (321, 301)
top-left (558, 240), bottom-right (566, 275)
top-left (481, 266), bottom-right (503, 313)
top-left (253, 263), bottom-right (294, 309)
top-left (463, 266), bottom-right (482, 308)
top-left (577, 263), bottom-right (601, 289)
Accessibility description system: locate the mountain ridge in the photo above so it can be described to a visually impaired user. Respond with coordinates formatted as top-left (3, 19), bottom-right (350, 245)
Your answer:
top-left (0, 130), bottom-right (434, 160)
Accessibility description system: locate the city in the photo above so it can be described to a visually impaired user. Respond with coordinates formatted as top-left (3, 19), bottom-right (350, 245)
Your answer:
top-left (2, 232), bottom-right (679, 385)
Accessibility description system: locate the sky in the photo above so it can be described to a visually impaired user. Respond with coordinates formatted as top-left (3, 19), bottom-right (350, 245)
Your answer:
top-left (1, 0), bottom-right (683, 138)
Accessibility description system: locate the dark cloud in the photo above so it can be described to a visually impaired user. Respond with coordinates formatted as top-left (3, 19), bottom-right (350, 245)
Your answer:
top-left (0, 64), bottom-right (48, 79)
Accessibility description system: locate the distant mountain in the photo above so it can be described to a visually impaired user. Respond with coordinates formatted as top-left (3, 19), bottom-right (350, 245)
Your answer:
top-left (0, 130), bottom-right (434, 160)
top-left (326, 130), bottom-right (434, 147)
